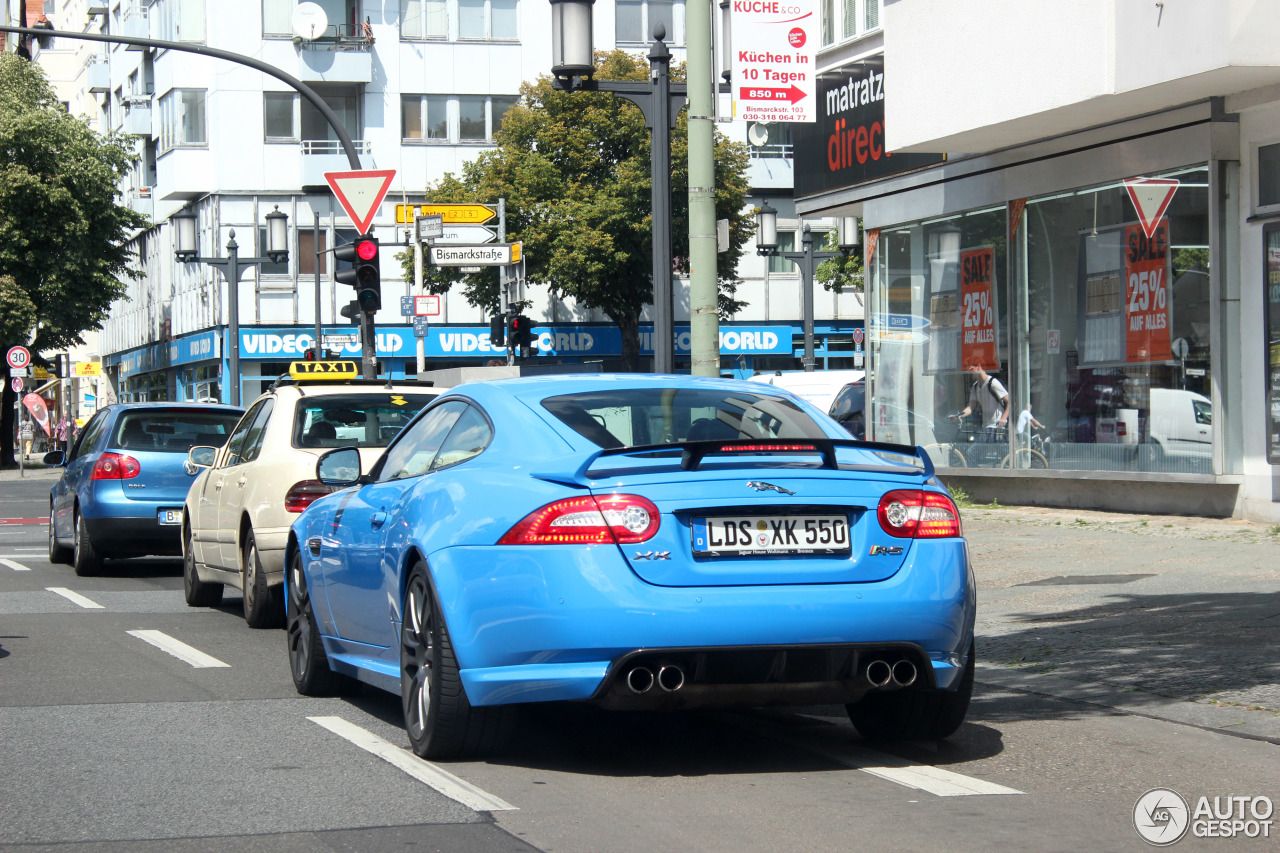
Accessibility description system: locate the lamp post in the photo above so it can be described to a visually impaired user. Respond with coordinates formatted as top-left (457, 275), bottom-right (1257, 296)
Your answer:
top-left (756, 203), bottom-right (858, 372)
top-left (174, 206), bottom-right (289, 406)
top-left (550, 0), bottom-right (686, 374)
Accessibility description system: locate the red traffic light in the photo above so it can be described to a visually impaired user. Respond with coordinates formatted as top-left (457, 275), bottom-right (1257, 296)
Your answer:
top-left (355, 240), bottom-right (378, 261)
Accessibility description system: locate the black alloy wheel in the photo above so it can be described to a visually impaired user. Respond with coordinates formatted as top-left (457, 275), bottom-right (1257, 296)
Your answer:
top-left (242, 531), bottom-right (284, 629)
top-left (72, 511), bottom-right (101, 577)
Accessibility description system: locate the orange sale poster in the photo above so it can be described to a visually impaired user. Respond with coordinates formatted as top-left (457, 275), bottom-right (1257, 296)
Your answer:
top-left (1123, 220), bottom-right (1173, 363)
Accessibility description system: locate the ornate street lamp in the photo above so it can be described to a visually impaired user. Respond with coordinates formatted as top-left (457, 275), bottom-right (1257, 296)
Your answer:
top-left (549, 0), bottom-right (686, 374)
top-left (174, 206), bottom-right (290, 405)
top-left (756, 205), bottom-right (854, 372)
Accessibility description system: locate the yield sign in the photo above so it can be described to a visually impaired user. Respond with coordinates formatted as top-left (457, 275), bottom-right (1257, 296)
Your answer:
top-left (1124, 178), bottom-right (1179, 241)
top-left (325, 169), bottom-right (396, 235)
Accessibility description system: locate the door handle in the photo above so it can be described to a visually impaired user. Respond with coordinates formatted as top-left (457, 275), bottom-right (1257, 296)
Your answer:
top-left (307, 537), bottom-right (322, 556)
top-left (236, 477), bottom-right (247, 487)
top-left (214, 481), bottom-right (223, 491)
top-left (370, 511), bottom-right (388, 529)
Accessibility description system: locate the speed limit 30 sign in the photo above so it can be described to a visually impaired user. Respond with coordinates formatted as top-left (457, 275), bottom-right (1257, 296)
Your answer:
top-left (6, 346), bottom-right (31, 370)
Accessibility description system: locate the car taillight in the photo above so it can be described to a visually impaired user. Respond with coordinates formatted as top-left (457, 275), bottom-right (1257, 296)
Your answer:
top-left (877, 490), bottom-right (962, 539)
top-left (284, 480), bottom-right (336, 513)
top-left (498, 494), bottom-right (660, 545)
top-left (91, 452), bottom-right (141, 480)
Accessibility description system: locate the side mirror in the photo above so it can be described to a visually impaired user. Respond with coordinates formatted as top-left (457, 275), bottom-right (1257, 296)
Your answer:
top-left (186, 445), bottom-right (218, 474)
top-left (317, 446), bottom-right (362, 486)
top-left (43, 450), bottom-right (66, 467)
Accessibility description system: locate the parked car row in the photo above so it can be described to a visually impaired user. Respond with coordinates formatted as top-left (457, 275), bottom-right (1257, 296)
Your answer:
top-left (44, 369), bottom-right (976, 761)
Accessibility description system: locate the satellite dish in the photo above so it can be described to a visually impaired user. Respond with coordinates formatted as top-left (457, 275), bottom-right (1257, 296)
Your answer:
top-left (292, 2), bottom-right (329, 39)
top-left (747, 122), bottom-right (771, 147)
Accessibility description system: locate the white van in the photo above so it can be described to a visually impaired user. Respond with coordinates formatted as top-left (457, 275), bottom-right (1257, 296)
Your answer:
top-left (1147, 388), bottom-right (1212, 459)
top-left (747, 370), bottom-right (866, 415)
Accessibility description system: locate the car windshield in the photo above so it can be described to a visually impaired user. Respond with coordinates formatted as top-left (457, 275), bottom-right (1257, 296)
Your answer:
top-left (294, 394), bottom-right (435, 448)
top-left (110, 409), bottom-right (243, 453)
top-left (541, 387), bottom-right (830, 449)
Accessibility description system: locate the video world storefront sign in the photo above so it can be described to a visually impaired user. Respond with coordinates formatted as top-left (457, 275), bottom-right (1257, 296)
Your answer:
top-left (793, 56), bottom-right (945, 199)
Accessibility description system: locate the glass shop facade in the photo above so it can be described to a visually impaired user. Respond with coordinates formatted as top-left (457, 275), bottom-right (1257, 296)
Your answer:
top-left (796, 75), bottom-right (1273, 519)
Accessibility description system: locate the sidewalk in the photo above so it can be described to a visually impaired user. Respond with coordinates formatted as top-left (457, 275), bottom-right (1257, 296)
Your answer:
top-left (963, 504), bottom-right (1280, 743)
top-left (0, 461), bottom-right (60, 481)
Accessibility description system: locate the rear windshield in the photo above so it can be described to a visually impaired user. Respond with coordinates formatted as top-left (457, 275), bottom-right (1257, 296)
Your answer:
top-left (294, 393), bottom-right (435, 449)
top-left (111, 409), bottom-right (243, 453)
top-left (541, 388), bottom-right (830, 449)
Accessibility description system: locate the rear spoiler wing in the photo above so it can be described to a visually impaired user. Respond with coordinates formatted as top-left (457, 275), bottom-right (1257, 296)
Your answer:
top-left (534, 438), bottom-right (935, 488)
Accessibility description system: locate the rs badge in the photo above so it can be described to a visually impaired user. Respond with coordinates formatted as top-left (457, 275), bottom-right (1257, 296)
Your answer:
top-left (869, 545), bottom-right (904, 556)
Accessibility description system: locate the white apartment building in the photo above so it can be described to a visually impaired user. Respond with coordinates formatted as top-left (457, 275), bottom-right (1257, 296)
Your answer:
top-left (36, 0), bottom-right (869, 409)
top-left (793, 0), bottom-right (1280, 522)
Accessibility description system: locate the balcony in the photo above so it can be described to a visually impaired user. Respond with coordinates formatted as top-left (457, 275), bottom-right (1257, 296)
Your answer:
top-left (87, 57), bottom-right (109, 93)
top-left (122, 1), bottom-right (148, 45)
top-left (123, 100), bottom-right (152, 136)
top-left (294, 33), bottom-right (373, 83)
top-left (301, 139), bottom-right (373, 185)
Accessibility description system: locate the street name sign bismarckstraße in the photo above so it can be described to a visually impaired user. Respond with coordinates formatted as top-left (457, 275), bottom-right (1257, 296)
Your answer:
top-left (430, 243), bottom-right (523, 267)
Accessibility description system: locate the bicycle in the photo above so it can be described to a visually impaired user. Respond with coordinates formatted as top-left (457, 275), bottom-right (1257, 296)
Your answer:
top-left (1000, 430), bottom-right (1050, 469)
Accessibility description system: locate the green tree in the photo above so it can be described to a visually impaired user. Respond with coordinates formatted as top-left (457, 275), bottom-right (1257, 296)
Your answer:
top-left (402, 51), bottom-right (754, 369)
top-left (0, 54), bottom-right (146, 467)
top-left (815, 225), bottom-right (864, 293)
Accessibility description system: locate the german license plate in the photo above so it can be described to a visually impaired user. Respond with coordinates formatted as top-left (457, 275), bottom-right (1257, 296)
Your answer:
top-left (692, 515), bottom-right (850, 556)
top-left (158, 509), bottom-right (182, 526)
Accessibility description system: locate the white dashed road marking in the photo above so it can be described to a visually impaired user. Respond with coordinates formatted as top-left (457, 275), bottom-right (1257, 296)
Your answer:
top-left (46, 587), bottom-right (104, 609)
top-left (127, 629), bottom-right (230, 668)
top-left (308, 715), bottom-right (518, 812)
top-left (1, 558), bottom-right (31, 571)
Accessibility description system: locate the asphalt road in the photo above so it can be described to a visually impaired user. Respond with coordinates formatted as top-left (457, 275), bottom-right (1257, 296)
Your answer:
top-left (2, 469), bottom-right (1277, 852)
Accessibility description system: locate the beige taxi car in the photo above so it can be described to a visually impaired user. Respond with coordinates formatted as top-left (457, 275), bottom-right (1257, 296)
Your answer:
top-left (181, 361), bottom-right (442, 627)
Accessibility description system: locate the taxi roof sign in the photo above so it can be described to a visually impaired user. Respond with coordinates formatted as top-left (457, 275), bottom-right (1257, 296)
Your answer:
top-left (289, 360), bottom-right (359, 380)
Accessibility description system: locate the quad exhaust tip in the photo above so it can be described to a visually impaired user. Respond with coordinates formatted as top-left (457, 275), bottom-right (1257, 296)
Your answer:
top-left (865, 659), bottom-right (893, 688)
top-left (626, 666), bottom-right (655, 694)
top-left (891, 659), bottom-right (918, 688)
top-left (657, 664), bottom-right (685, 692)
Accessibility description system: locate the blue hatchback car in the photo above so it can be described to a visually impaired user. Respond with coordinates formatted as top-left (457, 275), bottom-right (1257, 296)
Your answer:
top-left (47, 402), bottom-right (245, 575)
top-left (286, 375), bottom-right (975, 759)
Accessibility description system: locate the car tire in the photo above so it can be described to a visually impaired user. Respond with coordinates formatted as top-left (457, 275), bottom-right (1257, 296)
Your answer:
top-left (401, 563), bottom-right (512, 760)
top-left (183, 523), bottom-right (223, 607)
top-left (846, 642), bottom-right (975, 742)
top-left (72, 511), bottom-right (101, 577)
top-left (242, 531), bottom-right (284, 629)
top-left (286, 548), bottom-right (350, 696)
top-left (48, 506), bottom-right (72, 565)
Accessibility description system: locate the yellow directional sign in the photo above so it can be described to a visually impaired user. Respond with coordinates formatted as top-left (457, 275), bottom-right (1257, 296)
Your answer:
top-left (396, 203), bottom-right (496, 225)
top-left (72, 362), bottom-right (102, 377)
top-left (289, 360), bottom-right (359, 380)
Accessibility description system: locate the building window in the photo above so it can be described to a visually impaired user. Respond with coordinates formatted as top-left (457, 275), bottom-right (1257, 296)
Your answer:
top-left (263, 92), bottom-right (299, 141)
top-left (822, 0), bottom-right (878, 47)
top-left (401, 0), bottom-right (449, 38)
top-left (299, 229), bottom-right (328, 275)
top-left (257, 227), bottom-right (290, 275)
top-left (459, 95), bottom-right (518, 142)
top-left (404, 0), bottom-right (514, 40)
top-left (263, 0), bottom-right (294, 36)
top-left (301, 86), bottom-right (361, 151)
top-left (617, 0), bottom-right (682, 45)
top-left (1258, 142), bottom-right (1280, 209)
top-left (401, 94), bottom-right (448, 141)
top-left (768, 231), bottom-right (797, 274)
top-left (159, 89), bottom-right (207, 153)
top-left (155, 0), bottom-right (206, 43)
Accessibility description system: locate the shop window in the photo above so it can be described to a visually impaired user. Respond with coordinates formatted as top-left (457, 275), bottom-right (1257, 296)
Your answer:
top-left (1258, 142), bottom-right (1280, 210)
top-left (869, 166), bottom-right (1215, 476)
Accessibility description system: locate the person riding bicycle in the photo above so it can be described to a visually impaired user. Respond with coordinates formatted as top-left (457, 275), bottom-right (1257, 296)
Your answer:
top-left (955, 362), bottom-right (1009, 441)
top-left (1016, 400), bottom-right (1045, 447)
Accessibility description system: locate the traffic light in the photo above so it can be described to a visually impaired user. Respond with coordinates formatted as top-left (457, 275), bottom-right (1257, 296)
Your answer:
top-left (335, 235), bottom-right (381, 313)
top-left (302, 347), bottom-right (319, 361)
top-left (339, 300), bottom-right (361, 324)
top-left (489, 315), bottom-right (506, 348)
top-left (509, 315), bottom-right (537, 350)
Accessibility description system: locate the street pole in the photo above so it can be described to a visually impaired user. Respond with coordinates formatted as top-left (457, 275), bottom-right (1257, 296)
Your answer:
top-left (757, 219), bottom-right (848, 372)
top-left (686, 0), bottom-right (720, 377)
top-left (187, 230), bottom-right (276, 406)
top-left (648, 35), bottom-right (674, 375)
top-left (314, 212), bottom-right (322, 358)
top-left (414, 228), bottom-right (425, 375)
